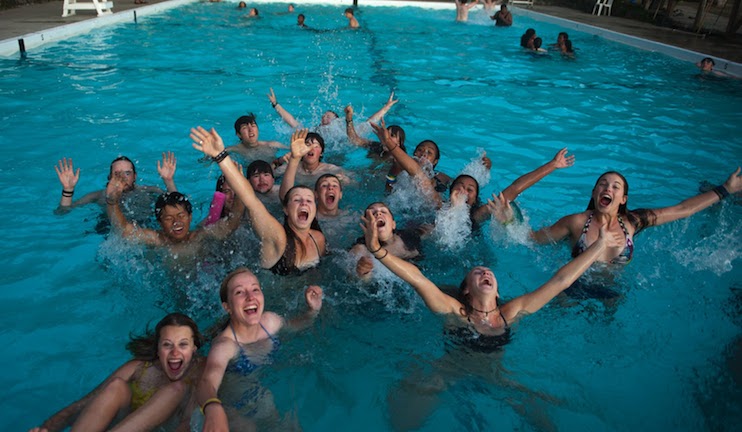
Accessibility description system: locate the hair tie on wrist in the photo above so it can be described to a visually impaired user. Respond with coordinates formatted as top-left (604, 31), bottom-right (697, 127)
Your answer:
top-left (105, 196), bottom-right (117, 206)
top-left (212, 150), bottom-right (229, 164)
top-left (374, 249), bottom-right (389, 260)
top-left (712, 185), bottom-right (730, 200)
top-left (368, 244), bottom-right (382, 253)
top-left (271, 102), bottom-right (278, 108)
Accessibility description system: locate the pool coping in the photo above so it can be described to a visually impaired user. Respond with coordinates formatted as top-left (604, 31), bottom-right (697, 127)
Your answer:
top-left (1, 0), bottom-right (740, 78)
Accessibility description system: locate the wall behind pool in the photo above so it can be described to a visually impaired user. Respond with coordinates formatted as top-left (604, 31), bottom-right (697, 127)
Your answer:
top-left (1, 0), bottom-right (740, 77)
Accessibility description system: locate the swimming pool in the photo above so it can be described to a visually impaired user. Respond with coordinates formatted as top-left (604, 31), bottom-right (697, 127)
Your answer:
top-left (1, 1), bottom-right (741, 430)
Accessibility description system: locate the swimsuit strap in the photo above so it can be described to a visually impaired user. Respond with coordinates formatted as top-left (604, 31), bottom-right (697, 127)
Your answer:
top-left (581, 212), bottom-right (594, 234)
top-left (498, 308), bottom-right (510, 329)
top-left (259, 322), bottom-right (279, 345)
top-left (308, 232), bottom-right (321, 256)
top-left (616, 215), bottom-right (629, 237)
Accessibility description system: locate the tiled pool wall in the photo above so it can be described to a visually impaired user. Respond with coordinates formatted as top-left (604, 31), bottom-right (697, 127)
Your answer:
top-left (1, 0), bottom-right (740, 77)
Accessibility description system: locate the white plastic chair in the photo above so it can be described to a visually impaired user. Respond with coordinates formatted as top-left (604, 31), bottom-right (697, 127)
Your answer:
top-left (592, 0), bottom-right (613, 16)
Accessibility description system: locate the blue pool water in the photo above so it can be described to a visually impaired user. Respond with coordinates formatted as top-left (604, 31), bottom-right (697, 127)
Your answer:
top-left (1, 2), bottom-right (741, 430)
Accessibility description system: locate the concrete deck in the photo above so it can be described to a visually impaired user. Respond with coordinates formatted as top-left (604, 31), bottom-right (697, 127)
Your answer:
top-left (1, 0), bottom-right (741, 73)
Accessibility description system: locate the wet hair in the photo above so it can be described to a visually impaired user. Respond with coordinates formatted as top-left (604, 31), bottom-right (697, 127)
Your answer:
top-left (701, 57), bottom-right (715, 66)
top-left (305, 132), bottom-right (325, 161)
top-left (155, 192), bottom-right (192, 221)
top-left (126, 313), bottom-right (203, 360)
top-left (450, 174), bottom-right (481, 208)
top-left (281, 186), bottom-right (323, 266)
top-left (108, 156), bottom-right (136, 180)
top-left (246, 160), bottom-right (274, 178)
top-left (237, 1), bottom-right (246, 7)
top-left (520, 28), bottom-right (536, 47)
top-left (250, 7), bottom-right (259, 15)
top-left (219, 267), bottom-right (256, 303)
top-left (365, 201), bottom-right (394, 219)
top-left (457, 269), bottom-right (503, 318)
top-left (325, 111), bottom-right (340, 120)
top-left (414, 140), bottom-right (440, 164)
top-left (387, 125), bottom-right (407, 151)
top-left (533, 37), bottom-right (543, 50)
top-left (298, 13), bottom-right (305, 20)
top-left (586, 171), bottom-right (657, 234)
top-left (215, 175), bottom-right (227, 192)
top-left (558, 31), bottom-right (569, 41)
top-left (345, 7), bottom-right (354, 15)
top-left (234, 113), bottom-right (257, 135)
top-left (315, 173), bottom-right (343, 192)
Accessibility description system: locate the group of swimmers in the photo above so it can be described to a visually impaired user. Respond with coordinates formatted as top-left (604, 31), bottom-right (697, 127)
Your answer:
top-left (36, 74), bottom-right (741, 428)
top-left (228, 2), bottom-right (359, 29)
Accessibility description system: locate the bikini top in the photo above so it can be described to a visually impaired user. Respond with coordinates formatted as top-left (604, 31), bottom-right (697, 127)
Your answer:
top-left (445, 309), bottom-right (512, 354)
top-left (270, 231), bottom-right (321, 276)
top-left (225, 322), bottom-right (280, 375)
top-left (571, 212), bottom-right (634, 264)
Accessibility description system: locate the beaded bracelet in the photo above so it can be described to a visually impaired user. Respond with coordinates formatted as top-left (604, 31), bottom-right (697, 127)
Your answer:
top-left (62, 189), bottom-right (74, 197)
top-left (712, 184), bottom-right (730, 200)
top-left (212, 150), bottom-right (229, 164)
top-left (200, 397), bottom-right (222, 415)
top-left (374, 249), bottom-right (389, 260)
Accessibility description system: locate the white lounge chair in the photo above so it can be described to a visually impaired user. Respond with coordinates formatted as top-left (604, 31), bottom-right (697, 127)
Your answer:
top-left (510, 0), bottom-right (534, 8)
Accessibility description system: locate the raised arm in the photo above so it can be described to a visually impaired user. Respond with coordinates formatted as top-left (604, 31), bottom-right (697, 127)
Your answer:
top-left (191, 126), bottom-right (286, 268)
top-left (504, 224), bottom-right (623, 320)
top-left (285, 285), bottom-right (323, 330)
top-left (643, 167), bottom-right (742, 227)
top-left (278, 130), bottom-right (311, 201)
top-left (366, 91), bottom-right (398, 124)
top-left (361, 210), bottom-right (461, 315)
top-left (267, 88), bottom-right (300, 129)
top-left (55, 158), bottom-right (80, 209)
top-left (530, 213), bottom-right (580, 245)
top-left (344, 105), bottom-right (372, 147)
top-left (501, 148), bottom-right (574, 202)
top-left (157, 151), bottom-right (178, 193)
top-left (105, 176), bottom-right (162, 245)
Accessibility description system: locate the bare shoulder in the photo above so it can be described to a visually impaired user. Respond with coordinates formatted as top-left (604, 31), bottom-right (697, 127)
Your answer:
top-left (261, 311), bottom-right (285, 334)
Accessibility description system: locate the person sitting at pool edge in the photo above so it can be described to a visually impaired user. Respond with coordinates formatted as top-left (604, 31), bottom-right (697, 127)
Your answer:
top-left (29, 313), bottom-right (204, 432)
top-left (106, 173), bottom-right (245, 254)
top-left (491, 4), bottom-right (512, 27)
top-left (345, 7), bottom-right (359, 28)
top-left (55, 153), bottom-right (177, 213)
top-left (227, 113), bottom-right (287, 159)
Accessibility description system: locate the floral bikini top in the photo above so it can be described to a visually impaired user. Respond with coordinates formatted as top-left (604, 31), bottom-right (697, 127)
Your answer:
top-left (571, 212), bottom-right (634, 264)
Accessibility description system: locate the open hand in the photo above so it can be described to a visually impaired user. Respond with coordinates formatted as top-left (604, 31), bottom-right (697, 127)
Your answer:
top-left (157, 151), bottom-right (177, 180)
top-left (551, 148), bottom-right (575, 169)
top-left (360, 209), bottom-right (382, 253)
top-left (55, 158), bottom-right (80, 190)
top-left (190, 126), bottom-right (225, 158)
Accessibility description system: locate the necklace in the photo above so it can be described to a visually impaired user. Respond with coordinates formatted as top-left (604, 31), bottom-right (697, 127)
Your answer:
top-left (470, 305), bottom-right (498, 317)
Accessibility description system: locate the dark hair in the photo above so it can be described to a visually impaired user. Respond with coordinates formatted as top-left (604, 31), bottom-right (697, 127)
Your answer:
top-left (251, 7), bottom-right (259, 15)
top-left (559, 31), bottom-right (569, 40)
top-left (388, 125), bottom-right (407, 150)
top-left (246, 160), bottom-right (274, 178)
top-left (108, 156), bottom-right (136, 180)
top-left (533, 37), bottom-right (543, 49)
top-left (315, 173), bottom-right (342, 192)
top-left (701, 57), bottom-right (715, 66)
top-left (234, 113), bottom-right (257, 135)
top-left (305, 132), bottom-right (325, 161)
top-left (414, 140), bottom-right (440, 165)
top-left (155, 192), bottom-right (192, 221)
top-left (586, 171), bottom-right (657, 234)
top-left (281, 186), bottom-right (323, 266)
top-left (450, 174), bottom-right (481, 208)
top-left (520, 28), bottom-right (536, 47)
top-left (365, 201), bottom-right (394, 219)
top-left (126, 313), bottom-right (203, 360)
top-left (345, 7), bottom-right (354, 15)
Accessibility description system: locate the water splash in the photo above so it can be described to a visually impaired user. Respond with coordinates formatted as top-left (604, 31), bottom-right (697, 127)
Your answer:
top-left (433, 201), bottom-right (471, 251)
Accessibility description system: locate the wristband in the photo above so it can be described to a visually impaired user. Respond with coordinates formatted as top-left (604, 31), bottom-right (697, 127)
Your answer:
top-left (385, 175), bottom-right (397, 184)
top-left (368, 244), bottom-right (382, 253)
top-left (712, 185), bottom-right (730, 200)
top-left (212, 150), bottom-right (229, 164)
top-left (271, 102), bottom-right (278, 108)
top-left (200, 397), bottom-right (222, 415)
top-left (374, 249), bottom-right (389, 260)
top-left (62, 189), bottom-right (74, 197)
top-left (105, 196), bottom-right (117, 206)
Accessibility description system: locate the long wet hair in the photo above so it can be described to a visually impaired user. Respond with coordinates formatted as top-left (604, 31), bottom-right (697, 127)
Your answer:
top-left (108, 156), bottom-right (137, 180)
top-left (126, 313), bottom-right (203, 361)
top-left (282, 186), bottom-right (323, 266)
top-left (586, 171), bottom-right (657, 233)
top-left (450, 174), bottom-right (481, 209)
top-left (387, 125), bottom-right (407, 151)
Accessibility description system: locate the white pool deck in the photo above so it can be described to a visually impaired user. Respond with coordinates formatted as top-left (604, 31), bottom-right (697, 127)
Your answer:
top-left (0, 0), bottom-right (740, 77)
